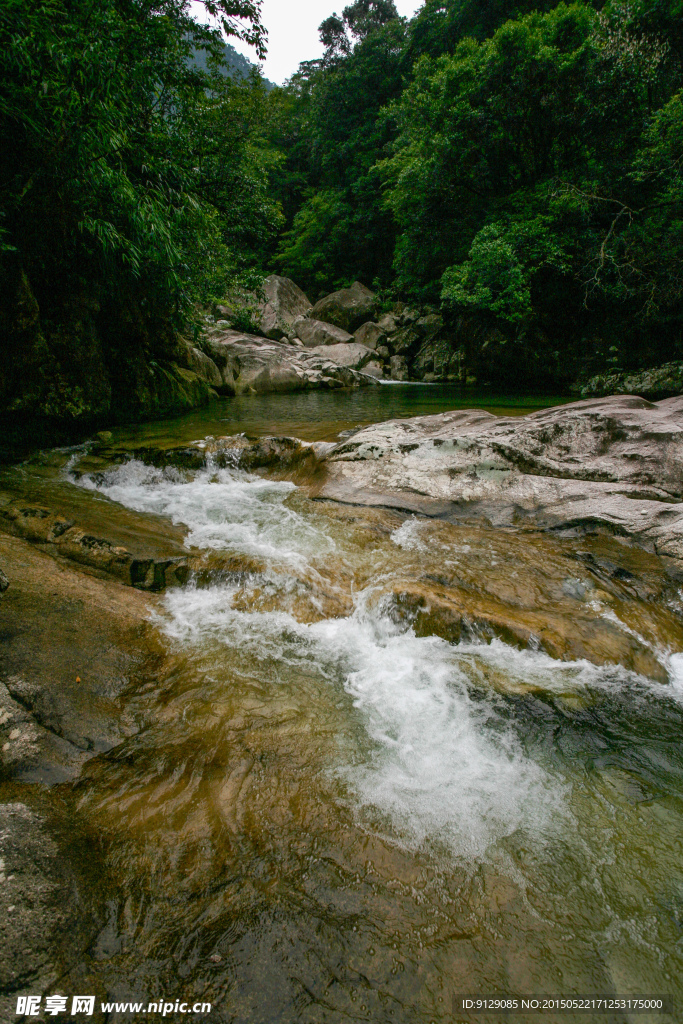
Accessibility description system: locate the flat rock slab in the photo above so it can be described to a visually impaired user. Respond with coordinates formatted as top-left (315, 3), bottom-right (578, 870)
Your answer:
top-left (0, 533), bottom-right (163, 784)
top-left (311, 396), bottom-right (683, 571)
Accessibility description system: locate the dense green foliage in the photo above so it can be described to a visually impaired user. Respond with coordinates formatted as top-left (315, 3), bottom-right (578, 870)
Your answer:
top-left (270, 0), bottom-right (683, 383)
top-left (2, 0), bottom-right (683, 420)
top-left (0, 0), bottom-right (276, 427)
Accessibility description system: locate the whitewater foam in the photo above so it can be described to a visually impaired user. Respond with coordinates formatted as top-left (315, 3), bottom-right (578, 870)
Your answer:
top-left (76, 460), bottom-right (336, 566)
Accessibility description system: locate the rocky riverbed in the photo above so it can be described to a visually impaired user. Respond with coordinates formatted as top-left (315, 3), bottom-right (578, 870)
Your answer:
top-left (2, 394), bottom-right (683, 1021)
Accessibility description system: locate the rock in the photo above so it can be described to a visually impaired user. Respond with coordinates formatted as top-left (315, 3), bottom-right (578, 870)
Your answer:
top-left (200, 338), bottom-right (240, 395)
top-left (377, 312), bottom-right (399, 335)
top-left (389, 354), bottom-right (409, 380)
top-left (120, 362), bottom-right (215, 423)
top-left (413, 337), bottom-right (461, 381)
top-left (95, 430), bottom-right (112, 443)
top-left (295, 319), bottom-right (353, 347)
top-left (312, 396), bottom-right (683, 572)
top-left (354, 322), bottom-right (386, 351)
top-left (311, 281), bottom-right (376, 333)
top-left (581, 362), bottom-right (683, 400)
top-left (399, 307), bottom-right (420, 326)
top-left (363, 361), bottom-right (385, 378)
top-left (376, 345), bottom-right (390, 361)
top-left (201, 326), bottom-right (377, 395)
top-left (305, 342), bottom-right (374, 370)
top-left (0, 801), bottom-right (104, 1020)
top-left (0, 503), bottom-right (189, 591)
top-left (259, 275), bottom-right (312, 340)
top-left (185, 344), bottom-right (222, 388)
top-left (0, 568), bottom-right (7, 594)
top-left (140, 434), bottom-right (321, 476)
top-left (0, 532), bottom-right (166, 784)
top-left (387, 326), bottom-right (420, 356)
top-left (414, 313), bottom-right (443, 340)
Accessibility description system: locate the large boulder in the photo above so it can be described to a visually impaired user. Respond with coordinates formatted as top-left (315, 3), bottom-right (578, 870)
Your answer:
top-left (354, 322), bottom-right (386, 351)
top-left (295, 319), bottom-right (353, 348)
top-left (311, 281), bottom-right (376, 333)
top-left (389, 354), bottom-right (409, 380)
top-left (259, 275), bottom-right (312, 340)
top-left (413, 337), bottom-right (461, 381)
top-left (201, 326), bottom-right (377, 395)
top-left (305, 342), bottom-right (374, 371)
top-left (387, 326), bottom-right (420, 356)
top-left (182, 341), bottom-right (223, 388)
top-left (313, 396), bottom-right (683, 573)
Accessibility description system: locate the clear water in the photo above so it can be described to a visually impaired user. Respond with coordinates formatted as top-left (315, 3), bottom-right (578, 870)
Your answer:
top-left (102, 385), bottom-right (572, 450)
top-left (59, 448), bottom-right (683, 1023)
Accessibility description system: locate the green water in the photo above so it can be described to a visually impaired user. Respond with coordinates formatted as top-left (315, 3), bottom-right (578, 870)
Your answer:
top-left (104, 385), bottom-right (572, 449)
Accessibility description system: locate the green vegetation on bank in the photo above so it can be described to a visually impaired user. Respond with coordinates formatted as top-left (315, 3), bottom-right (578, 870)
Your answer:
top-left (1, 0), bottom-right (683, 436)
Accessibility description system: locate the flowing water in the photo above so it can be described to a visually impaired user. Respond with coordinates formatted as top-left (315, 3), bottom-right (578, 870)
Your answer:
top-left (4, 388), bottom-right (683, 1023)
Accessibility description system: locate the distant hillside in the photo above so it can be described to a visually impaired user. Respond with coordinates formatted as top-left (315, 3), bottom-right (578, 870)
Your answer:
top-left (190, 39), bottom-right (275, 91)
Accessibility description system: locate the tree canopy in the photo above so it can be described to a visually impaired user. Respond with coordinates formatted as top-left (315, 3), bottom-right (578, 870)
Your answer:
top-left (2, 0), bottom-right (683, 420)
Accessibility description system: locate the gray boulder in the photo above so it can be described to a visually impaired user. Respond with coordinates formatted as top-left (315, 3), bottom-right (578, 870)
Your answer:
top-left (184, 342), bottom-right (222, 388)
top-left (201, 326), bottom-right (377, 395)
top-left (305, 342), bottom-right (374, 371)
top-left (260, 275), bottom-right (312, 340)
top-left (363, 361), bottom-right (385, 379)
top-left (313, 396), bottom-right (683, 572)
top-left (389, 354), bottom-right (409, 380)
top-left (295, 318), bottom-right (353, 347)
top-left (354, 322), bottom-right (386, 351)
top-left (311, 281), bottom-right (376, 333)
top-left (377, 312), bottom-right (399, 335)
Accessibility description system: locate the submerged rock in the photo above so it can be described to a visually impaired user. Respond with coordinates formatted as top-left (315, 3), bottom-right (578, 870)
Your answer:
top-left (0, 801), bottom-right (104, 1019)
top-left (312, 395), bottom-right (683, 572)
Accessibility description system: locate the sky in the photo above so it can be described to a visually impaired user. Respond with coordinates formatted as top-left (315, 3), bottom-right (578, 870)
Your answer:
top-left (190, 1), bottom-right (424, 85)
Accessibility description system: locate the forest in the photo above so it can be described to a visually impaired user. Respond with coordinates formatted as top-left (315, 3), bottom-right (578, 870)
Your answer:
top-left (1, 0), bottom-right (683, 433)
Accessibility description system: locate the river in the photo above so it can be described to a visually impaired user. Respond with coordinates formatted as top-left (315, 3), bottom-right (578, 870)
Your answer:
top-left (2, 386), bottom-right (682, 1023)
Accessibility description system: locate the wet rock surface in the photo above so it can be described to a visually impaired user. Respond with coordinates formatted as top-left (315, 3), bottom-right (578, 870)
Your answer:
top-left (2, 401), bottom-right (683, 1017)
top-left (312, 395), bottom-right (683, 570)
top-left (0, 533), bottom-right (164, 783)
top-left (0, 798), bottom-right (105, 1021)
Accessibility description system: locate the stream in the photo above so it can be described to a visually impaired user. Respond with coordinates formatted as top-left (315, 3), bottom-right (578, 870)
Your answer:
top-left (3, 387), bottom-right (683, 1023)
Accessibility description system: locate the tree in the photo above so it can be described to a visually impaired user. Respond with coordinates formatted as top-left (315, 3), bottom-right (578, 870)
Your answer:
top-left (0, 0), bottom-right (274, 426)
